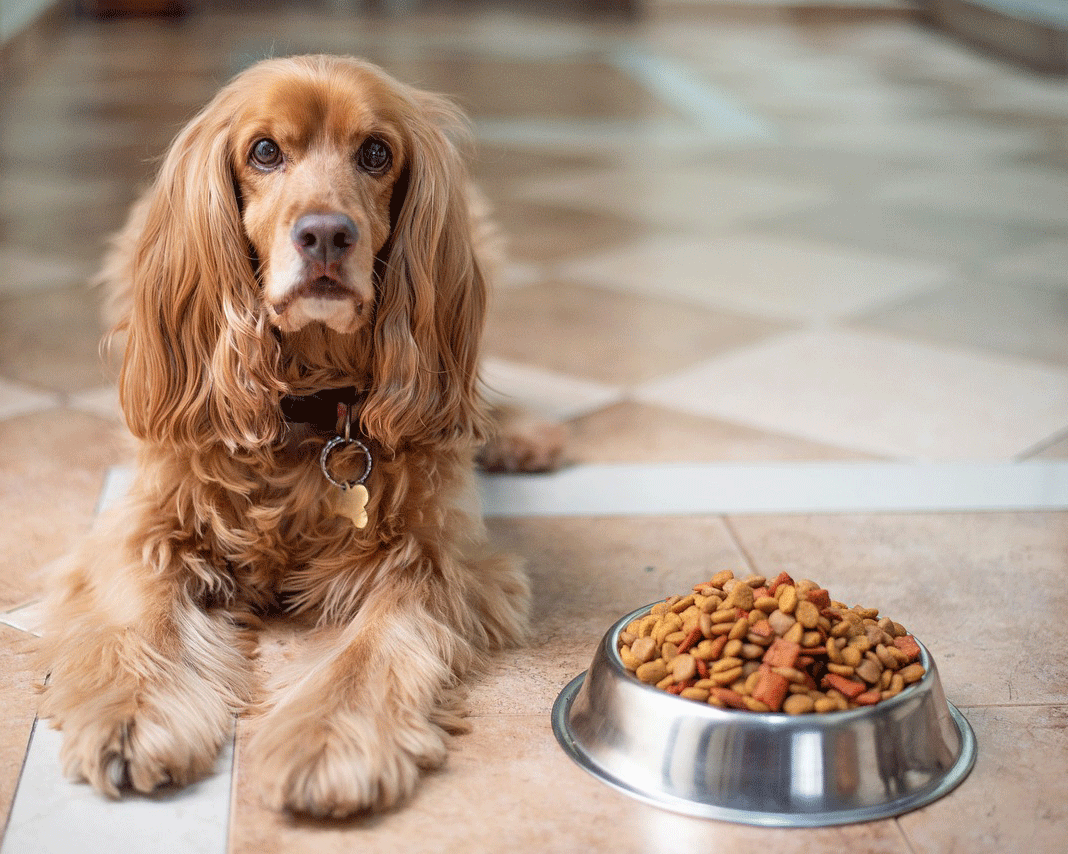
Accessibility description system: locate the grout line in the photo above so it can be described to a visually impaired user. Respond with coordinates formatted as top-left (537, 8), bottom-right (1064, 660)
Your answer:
top-left (224, 724), bottom-right (238, 854)
top-left (894, 817), bottom-right (922, 854)
top-left (1014, 425), bottom-right (1068, 460)
top-left (0, 717), bottom-right (37, 847)
top-left (720, 515), bottom-right (761, 577)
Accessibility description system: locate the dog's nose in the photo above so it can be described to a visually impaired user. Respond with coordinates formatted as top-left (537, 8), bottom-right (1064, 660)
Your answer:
top-left (292, 213), bottom-right (359, 265)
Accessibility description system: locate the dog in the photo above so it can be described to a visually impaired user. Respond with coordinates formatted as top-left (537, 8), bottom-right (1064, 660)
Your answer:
top-left (38, 54), bottom-right (560, 817)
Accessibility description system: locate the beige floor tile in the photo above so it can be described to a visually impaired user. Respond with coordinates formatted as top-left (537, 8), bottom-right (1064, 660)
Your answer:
top-left (228, 714), bottom-right (915, 854)
top-left (0, 409), bottom-right (127, 609)
top-left (480, 358), bottom-right (623, 421)
top-left (1029, 434), bottom-right (1068, 459)
top-left (0, 248), bottom-right (93, 298)
top-left (490, 197), bottom-right (642, 262)
top-left (0, 379), bottom-right (57, 423)
top-left (0, 625), bottom-right (37, 840)
top-left (984, 240), bottom-right (1068, 291)
top-left (484, 281), bottom-right (789, 386)
top-left (898, 704), bottom-right (1068, 854)
top-left (472, 143), bottom-right (611, 193)
top-left (473, 515), bottom-right (749, 717)
top-left (856, 280), bottom-right (1068, 367)
top-left (874, 165), bottom-right (1068, 228)
top-left (758, 198), bottom-right (1061, 266)
top-left (567, 401), bottom-right (882, 464)
top-left (636, 328), bottom-right (1068, 460)
top-left (788, 115), bottom-right (1041, 160)
top-left (489, 514), bottom-right (749, 634)
top-left (0, 286), bottom-right (115, 393)
top-left (724, 511), bottom-right (1068, 707)
top-left (515, 164), bottom-right (832, 232)
top-left (560, 234), bottom-right (951, 323)
top-left (376, 56), bottom-right (685, 123)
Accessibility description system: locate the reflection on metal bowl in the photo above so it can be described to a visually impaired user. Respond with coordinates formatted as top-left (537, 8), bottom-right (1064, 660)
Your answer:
top-left (552, 603), bottom-right (976, 827)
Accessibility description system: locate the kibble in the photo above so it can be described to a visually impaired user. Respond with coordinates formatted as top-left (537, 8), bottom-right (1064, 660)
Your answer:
top-left (618, 570), bottom-right (926, 714)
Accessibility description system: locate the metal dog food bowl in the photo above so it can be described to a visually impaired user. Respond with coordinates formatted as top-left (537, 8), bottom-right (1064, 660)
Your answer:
top-left (552, 604), bottom-right (976, 827)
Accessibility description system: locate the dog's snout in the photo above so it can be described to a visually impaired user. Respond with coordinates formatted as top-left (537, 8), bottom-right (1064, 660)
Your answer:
top-left (292, 213), bottom-right (359, 264)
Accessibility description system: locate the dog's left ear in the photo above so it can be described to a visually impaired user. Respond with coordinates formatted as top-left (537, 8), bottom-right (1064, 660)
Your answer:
top-left (361, 91), bottom-right (489, 450)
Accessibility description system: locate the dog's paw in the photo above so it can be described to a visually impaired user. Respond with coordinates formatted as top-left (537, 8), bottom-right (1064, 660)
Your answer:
top-left (251, 705), bottom-right (449, 817)
top-left (41, 646), bottom-right (238, 798)
top-left (478, 407), bottom-right (567, 473)
top-left (55, 701), bottom-right (225, 797)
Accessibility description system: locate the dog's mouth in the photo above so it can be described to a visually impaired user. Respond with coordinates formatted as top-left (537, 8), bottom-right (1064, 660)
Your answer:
top-left (300, 275), bottom-right (352, 301)
top-left (267, 268), bottom-right (369, 334)
top-left (271, 273), bottom-right (361, 316)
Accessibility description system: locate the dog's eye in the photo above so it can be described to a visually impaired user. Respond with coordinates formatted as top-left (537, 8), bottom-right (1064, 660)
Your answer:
top-left (250, 138), bottom-right (283, 169)
top-left (356, 137), bottom-right (392, 174)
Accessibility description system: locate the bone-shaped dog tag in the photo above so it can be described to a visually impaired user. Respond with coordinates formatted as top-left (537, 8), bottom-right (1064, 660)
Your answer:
top-left (335, 484), bottom-right (369, 529)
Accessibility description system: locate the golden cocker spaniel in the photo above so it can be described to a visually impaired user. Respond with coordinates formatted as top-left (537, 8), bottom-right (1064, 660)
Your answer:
top-left (38, 55), bottom-right (554, 817)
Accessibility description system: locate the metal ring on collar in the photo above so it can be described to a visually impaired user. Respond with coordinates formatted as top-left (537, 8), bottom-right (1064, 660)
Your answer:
top-left (319, 436), bottom-right (373, 490)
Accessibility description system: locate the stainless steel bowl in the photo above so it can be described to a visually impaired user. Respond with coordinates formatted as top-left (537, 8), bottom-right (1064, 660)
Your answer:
top-left (553, 604), bottom-right (976, 827)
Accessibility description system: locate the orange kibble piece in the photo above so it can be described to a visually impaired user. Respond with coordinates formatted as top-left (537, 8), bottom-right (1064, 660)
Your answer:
top-left (822, 672), bottom-right (867, 700)
top-left (762, 638), bottom-right (801, 669)
top-left (751, 667), bottom-right (790, 712)
top-left (893, 635), bottom-right (921, 662)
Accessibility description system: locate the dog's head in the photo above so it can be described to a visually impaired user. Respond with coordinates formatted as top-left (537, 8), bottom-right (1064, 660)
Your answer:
top-left (120, 55), bottom-right (487, 452)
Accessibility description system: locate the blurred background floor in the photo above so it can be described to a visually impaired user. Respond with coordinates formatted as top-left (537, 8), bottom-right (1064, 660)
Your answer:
top-left (1, 1), bottom-right (1067, 852)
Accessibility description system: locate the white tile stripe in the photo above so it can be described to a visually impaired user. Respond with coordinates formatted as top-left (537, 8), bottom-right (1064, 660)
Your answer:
top-left (60, 460), bottom-right (1068, 522)
top-left (1, 724), bottom-right (234, 854)
top-left (478, 461), bottom-right (1068, 517)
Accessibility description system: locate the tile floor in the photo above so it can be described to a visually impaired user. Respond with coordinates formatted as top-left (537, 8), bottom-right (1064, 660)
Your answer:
top-left (2, 0), bottom-right (1068, 851)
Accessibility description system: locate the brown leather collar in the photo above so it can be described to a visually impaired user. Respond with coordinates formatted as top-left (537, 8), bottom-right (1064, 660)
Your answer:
top-left (280, 386), bottom-right (363, 434)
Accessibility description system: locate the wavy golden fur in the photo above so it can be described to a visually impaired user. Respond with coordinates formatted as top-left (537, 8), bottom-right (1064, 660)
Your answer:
top-left (37, 55), bottom-right (547, 817)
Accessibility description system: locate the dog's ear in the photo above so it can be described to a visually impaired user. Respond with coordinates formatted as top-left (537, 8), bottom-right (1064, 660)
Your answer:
top-left (118, 88), bottom-right (283, 452)
top-left (360, 90), bottom-right (489, 450)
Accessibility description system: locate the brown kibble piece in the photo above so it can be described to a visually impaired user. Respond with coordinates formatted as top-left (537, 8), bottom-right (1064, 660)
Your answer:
top-left (725, 583), bottom-right (754, 611)
top-left (795, 599), bottom-right (820, 629)
top-left (636, 660), bottom-right (668, 684)
top-left (783, 693), bottom-right (815, 715)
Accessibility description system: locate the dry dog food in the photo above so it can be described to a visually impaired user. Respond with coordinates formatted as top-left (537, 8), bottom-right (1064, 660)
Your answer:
top-left (617, 570), bottom-right (925, 713)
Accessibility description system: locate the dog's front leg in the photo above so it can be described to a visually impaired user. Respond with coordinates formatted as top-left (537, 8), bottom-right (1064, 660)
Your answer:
top-left (249, 569), bottom-right (485, 818)
top-left (37, 510), bottom-right (253, 796)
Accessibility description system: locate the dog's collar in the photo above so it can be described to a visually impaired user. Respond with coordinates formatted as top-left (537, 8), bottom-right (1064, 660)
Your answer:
top-left (280, 386), bottom-right (364, 434)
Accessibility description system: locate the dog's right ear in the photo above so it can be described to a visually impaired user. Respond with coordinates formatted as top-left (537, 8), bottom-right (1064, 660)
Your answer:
top-left (118, 86), bottom-right (284, 453)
